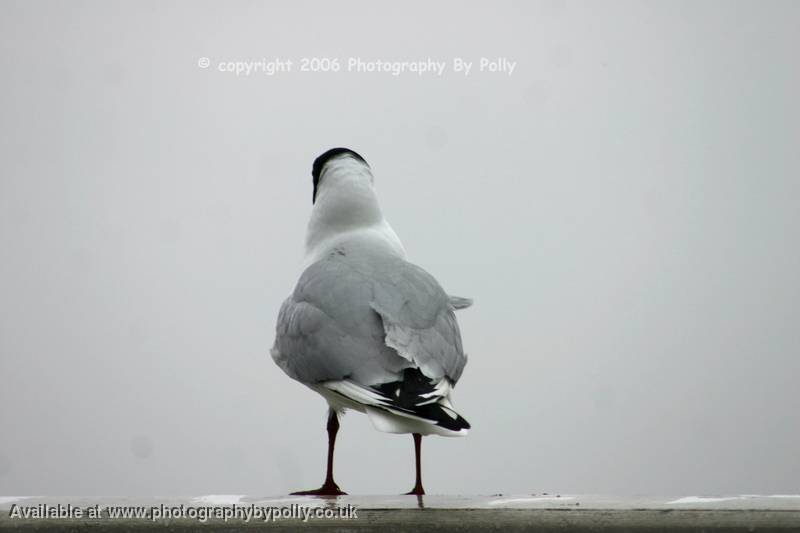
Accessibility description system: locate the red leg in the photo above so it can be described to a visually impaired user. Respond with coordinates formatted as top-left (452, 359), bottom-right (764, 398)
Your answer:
top-left (291, 409), bottom-right (347, 496)
top-left (405, 433), bottom-right (425, 495)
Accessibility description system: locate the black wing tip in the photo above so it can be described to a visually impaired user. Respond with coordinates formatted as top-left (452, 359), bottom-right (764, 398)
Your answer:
top-left (370, 402), bottom-right (470, 433)
top-left (423, 403), bottom-right (471, 432)
top-left (373, 368), bottom-right (438, 410)
top-left (372, 368), bottom-right (470, 432)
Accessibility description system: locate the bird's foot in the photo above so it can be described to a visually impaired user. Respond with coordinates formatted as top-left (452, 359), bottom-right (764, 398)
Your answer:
top-left (405, 484), bottom-right (425, 496)
top-left (291, 481), bottom-right (347, 496)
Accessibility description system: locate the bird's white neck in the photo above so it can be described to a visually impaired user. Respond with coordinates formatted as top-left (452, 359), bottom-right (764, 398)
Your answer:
top-left (304, 159), bottom-right (406, 265)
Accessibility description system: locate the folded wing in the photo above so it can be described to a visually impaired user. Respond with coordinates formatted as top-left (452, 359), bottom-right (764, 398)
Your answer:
top-left (272, 251), bottom-right (469, 388)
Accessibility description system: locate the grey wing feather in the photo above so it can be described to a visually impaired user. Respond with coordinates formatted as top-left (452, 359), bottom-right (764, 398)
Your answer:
top-left (448, 295), bottom-right (473, 310)
top-left (369, 260), bottom-right (468, 383)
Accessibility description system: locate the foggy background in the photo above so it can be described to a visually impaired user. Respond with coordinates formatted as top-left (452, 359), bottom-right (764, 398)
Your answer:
top-left (1, 0), bottom-right (798, 497)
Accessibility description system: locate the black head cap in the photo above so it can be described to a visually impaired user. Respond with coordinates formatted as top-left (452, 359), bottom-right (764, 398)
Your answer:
top-left (311, 147), bottom-right (368, 204)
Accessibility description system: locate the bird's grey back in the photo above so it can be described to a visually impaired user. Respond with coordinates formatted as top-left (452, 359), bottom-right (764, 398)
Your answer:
top-left (272, 248), bottom-right (467, 386)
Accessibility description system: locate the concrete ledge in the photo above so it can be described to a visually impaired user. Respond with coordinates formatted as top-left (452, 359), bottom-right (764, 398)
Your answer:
top-left (2, 495), bottom-right (799, 531)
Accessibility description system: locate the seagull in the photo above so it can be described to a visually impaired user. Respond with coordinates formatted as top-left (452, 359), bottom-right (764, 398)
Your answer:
top-left (271, 148), bottom-right (472, 496)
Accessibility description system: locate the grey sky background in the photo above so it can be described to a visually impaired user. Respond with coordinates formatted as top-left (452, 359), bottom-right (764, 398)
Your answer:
top-left (1, 0), bottom-right (798, 496)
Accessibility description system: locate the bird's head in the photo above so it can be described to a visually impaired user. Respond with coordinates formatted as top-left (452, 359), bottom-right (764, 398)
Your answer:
top-left (311, 147), bottom-right (371, 204)
top-left (304, 148), bottom-right (405, 263)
